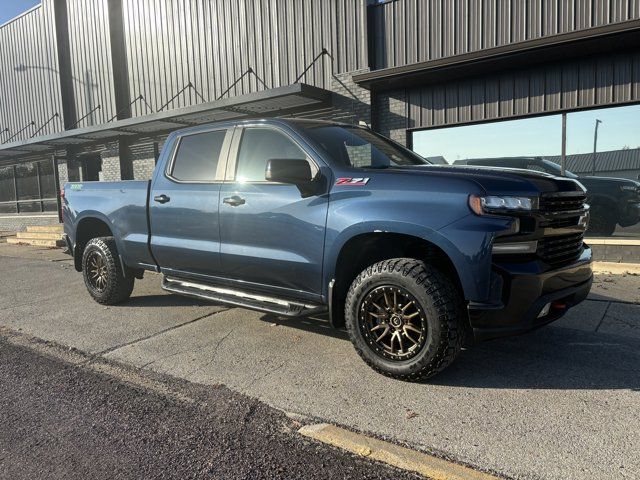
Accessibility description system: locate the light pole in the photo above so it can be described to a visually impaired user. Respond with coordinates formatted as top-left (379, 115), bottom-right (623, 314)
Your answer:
top-left (592, 119), bottom-right (602, 176)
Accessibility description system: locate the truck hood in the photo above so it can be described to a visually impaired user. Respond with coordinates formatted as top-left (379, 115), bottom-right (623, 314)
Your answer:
top-left (388, 164), bottom-right (586, 196)
top-left (577, 175), bottom-right (640, 188)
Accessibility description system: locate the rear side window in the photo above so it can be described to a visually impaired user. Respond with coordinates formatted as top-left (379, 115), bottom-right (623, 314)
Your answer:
top-left (235, 128), bottom-right (307, 182)
top-left (170, 130), bottom-right (227, 182)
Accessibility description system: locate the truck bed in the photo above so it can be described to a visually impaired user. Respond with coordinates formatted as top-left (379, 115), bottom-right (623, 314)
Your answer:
top-left (63, 180), bottom-right (154, 268)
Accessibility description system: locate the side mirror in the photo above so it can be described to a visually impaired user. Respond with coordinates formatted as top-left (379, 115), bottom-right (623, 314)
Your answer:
top-left (264, 158), bottom-right (316, 198)
top-left (265, 158), bottom-right (312, 184)
top-left (265, 158), bottom-right (317, 197)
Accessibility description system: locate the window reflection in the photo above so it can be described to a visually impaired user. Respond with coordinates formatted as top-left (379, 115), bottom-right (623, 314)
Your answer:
top-left (412, 104), bottom-right (640, 239)
top-left (0, 160), bottom-right (59, 214)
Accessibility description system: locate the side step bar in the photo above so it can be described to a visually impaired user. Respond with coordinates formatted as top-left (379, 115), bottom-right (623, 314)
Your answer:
top-left (162, 276), bottom-right (326, 317)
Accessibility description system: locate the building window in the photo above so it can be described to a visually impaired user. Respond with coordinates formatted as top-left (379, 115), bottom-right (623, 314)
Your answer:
top-left (0, 160), bottom-right (58, 214)
top-left (412, 104), bottom-right (640, 239)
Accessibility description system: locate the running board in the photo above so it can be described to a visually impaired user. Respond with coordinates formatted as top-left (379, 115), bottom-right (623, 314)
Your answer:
top-left (162, 276), bottom-right (326, 317)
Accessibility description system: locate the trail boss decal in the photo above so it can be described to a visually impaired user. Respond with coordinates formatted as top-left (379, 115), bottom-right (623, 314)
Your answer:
top-left (335, 177), bottom-right (370, 186)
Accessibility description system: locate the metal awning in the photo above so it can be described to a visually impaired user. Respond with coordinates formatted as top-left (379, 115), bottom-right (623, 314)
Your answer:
top-left (0, 83), bottom-right (331, 164)
top-left (354, 19), bottom-right (640, 91)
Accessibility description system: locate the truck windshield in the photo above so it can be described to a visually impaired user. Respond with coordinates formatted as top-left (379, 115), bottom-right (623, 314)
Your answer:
top-left (300, 125), bottom-right (430, 168)
top-left (541, 159), bottom-right (579, 179)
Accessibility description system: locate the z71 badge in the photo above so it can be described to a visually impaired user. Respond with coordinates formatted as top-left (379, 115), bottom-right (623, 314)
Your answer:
top-left (335, 177), bottom-right (370, 186)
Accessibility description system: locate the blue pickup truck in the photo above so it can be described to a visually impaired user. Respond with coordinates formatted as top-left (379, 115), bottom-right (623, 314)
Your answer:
top-left (63, 119), bottom-right (593, 380)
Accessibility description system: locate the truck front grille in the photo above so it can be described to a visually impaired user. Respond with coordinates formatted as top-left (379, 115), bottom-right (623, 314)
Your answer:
top-left (537, 232), bottom-right (584, 266)
top-left (539, 193), bottom-right (587, 212)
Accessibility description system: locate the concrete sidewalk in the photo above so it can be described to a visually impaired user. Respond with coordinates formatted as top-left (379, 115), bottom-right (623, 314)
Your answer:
top-left (1, 243), bottom-right (639, 480)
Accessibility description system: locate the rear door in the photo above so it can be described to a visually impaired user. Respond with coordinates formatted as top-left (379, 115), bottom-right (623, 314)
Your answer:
top-left (218, 125), bottom-right (329, 299)
top-left (149, 127), bottom-right (232, 279)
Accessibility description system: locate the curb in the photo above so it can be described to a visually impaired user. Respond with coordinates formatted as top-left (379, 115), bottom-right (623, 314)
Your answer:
top-left (299, 423), bottom-right (501, 480)
top-left (592, 261), bottom-right (640, 275)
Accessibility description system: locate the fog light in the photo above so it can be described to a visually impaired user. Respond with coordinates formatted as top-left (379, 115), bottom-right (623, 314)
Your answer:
top-left (492, 241), bottom-right (538, 254)
top-left (538, 303), bottom-right (551, 318)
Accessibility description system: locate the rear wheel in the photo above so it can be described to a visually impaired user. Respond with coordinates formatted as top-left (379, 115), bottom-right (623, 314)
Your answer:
top-left (587, 205), bottom-right (616, 236)
top-left (82, 237), bottom-right (134, 305)
top-left (345, 258), bottom-right (464, 381)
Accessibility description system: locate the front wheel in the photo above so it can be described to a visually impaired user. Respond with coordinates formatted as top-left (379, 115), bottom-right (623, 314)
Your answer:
top-left (82, 236), bottom-right (134, 305)
top-left (345, 258), bottom-right (464, 381)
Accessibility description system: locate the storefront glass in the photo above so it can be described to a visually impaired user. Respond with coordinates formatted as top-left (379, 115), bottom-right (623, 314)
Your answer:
top-left (0, 160), bottom-right (58, 214)
top-left (412, 104), bottom-right (640, 238)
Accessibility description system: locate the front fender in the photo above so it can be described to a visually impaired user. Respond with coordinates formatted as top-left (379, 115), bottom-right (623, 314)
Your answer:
top-left (324, 215), bottom-right (513, 303)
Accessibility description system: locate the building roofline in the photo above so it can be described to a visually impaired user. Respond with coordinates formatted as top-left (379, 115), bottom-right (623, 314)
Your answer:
top-left (0, 3), bottom-right (41, 30)
top-left (354, 19), bottom-right (640, 90)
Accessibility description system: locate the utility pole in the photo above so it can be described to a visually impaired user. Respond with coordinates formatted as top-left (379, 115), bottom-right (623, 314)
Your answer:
top-left (592, 119), bottom-right (602, 176)
top-left (561, 113), bottom-right (567, 176)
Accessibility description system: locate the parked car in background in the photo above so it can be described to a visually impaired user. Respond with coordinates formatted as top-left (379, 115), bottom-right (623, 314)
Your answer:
top-left (62, 119), bottom-right (592, 380)
top-left (454, 157), bottom-right (640, 236)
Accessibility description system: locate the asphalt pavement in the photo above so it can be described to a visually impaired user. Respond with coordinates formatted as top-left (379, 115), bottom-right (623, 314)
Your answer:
top-left (1, 244), bottom-right (639, 480)
top-left (0, 332), bottom-right (418, 480)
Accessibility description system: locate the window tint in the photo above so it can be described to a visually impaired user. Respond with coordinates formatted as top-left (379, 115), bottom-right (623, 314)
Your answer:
top-left (236, 128), bottom-right (307, 182)
top-left (171, 130), bottom-right (227, 182)
top-left (526, 162), bottom-right (548, 173)
top-left (301, 125), bottom-right (428, 168)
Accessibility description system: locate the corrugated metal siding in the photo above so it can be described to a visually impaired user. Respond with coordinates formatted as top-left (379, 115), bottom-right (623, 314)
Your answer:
top-left (547, 148), bottom-right (640, 173)
top-left (0, 5), bottom-right (63, 142)
top-left (122, 0), bottom-right (368, 117)
top-left (66, 0), bottom-right (117, 128)
top-left (406, 51), bottom-right (640, 129)
top-left (371, 0), bottom-right (640, 69)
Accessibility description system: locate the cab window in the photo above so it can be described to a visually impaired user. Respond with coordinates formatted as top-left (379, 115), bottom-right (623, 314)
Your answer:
top-left (235, 128), bottom-right (308, 182)
top-left (170, 130), bottom-right (227, 182)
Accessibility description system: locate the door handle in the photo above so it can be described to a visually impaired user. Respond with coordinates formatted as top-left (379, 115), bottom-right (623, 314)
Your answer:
top-left (223, 195), bottom-right (246, 207)
top-left (154, 194), bottom-right (170, 204)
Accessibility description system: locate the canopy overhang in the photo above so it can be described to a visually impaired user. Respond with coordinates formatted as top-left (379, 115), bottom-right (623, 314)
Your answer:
top-left (0, 83), bottom-right (332, 165)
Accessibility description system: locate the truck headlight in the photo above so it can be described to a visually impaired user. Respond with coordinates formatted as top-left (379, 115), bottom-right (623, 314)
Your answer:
top-left (469, 195), bottom-right (537, 215)
top-left (620, 185), bottom-right (638, 192)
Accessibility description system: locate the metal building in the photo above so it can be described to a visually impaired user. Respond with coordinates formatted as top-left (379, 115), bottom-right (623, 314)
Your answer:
top-left (0, 0), bottom-right (639, 235)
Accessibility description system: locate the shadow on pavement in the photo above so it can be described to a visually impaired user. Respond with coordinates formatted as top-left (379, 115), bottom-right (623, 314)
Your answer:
top-left (114, 292), bottom-right (639, 391)
top-left (121, 294), bottom-right (213, 308)
top-left (259, 313), bottom-right (349, 341)
top-left (428, 326), bottom-right (639, 390)
top-left (261, 312), bottom-right (639, 391)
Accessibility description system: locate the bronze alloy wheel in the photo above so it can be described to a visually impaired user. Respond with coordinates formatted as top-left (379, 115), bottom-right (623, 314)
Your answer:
top-left (86, 250), bottom-right (108, 292)
top-left (82, 237), bottom-right (135, 305)
top-left (358, 285), bottom-right (428, 361)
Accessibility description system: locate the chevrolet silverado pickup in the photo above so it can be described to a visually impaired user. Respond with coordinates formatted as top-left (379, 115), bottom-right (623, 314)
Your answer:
top-left (62, 119), bottom-right (593, 380)
top-left (455, 157), bottom-right (640, 236)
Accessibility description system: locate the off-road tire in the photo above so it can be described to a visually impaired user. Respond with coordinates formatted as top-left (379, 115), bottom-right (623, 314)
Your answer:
top-left (345, 258), bottom-right (464, 381)
top-left (82, 236), bottom-right (134, 305)
top-left (587, 205), bottom-right (616, 236)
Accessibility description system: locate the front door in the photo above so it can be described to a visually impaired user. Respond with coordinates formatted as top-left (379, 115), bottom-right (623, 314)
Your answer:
top-left (219, 126), bottom-right (329, 299)
top-left (149, 127), bottom-right (232, 279)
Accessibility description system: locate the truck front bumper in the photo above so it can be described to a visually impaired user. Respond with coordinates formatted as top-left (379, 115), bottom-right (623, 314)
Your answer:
top-left (469, 246), bottom-right (593, 342)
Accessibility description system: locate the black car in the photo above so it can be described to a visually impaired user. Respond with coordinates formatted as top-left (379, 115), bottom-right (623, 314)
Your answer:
top-left (454, 157), bottom-right (640, 236)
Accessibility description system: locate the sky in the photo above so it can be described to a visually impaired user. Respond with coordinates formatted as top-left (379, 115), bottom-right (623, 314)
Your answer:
top-left (413, 104), bottom-right (640, 164)
top-left (0, 0), bottom-right (40, 26)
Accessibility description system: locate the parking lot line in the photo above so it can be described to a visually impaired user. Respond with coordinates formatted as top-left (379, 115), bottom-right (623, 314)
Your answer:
top-left (299, 423), bottom-right (502, 480)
